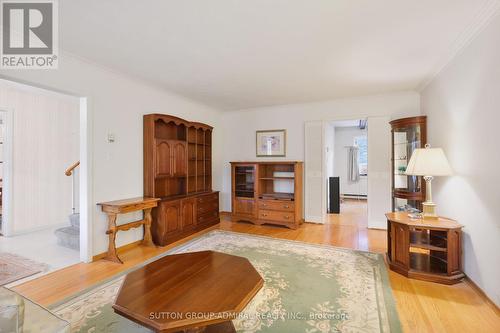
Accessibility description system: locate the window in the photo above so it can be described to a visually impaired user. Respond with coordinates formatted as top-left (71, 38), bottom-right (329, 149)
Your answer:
top-left (354, 135), bottom-right (367, 175)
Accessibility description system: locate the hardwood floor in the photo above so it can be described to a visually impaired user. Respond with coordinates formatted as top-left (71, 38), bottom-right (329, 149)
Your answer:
top-left (12, 200), bottom-right (500, 332)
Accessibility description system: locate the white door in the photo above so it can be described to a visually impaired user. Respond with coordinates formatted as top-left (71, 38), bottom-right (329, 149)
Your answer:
top-left (304, 121), bottom-right (325, 223)
top-left (367, 116), bottom-right (391, 229)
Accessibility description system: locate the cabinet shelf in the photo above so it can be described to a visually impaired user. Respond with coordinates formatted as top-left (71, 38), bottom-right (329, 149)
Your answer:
top-left (155, 174), bottom-right (187, 179)
top-left (259, 193), bottom-right (294, 201)
top-left (410, 252), bottom-right (447, 275)
top-left (394, 141), bottom-right (422, 146)
top-left (410, 243), bottom-right (447, 252)
top-left (410, 229), bottom-right (447, 252)
top-left (259, 177), bottom-right (295, 180)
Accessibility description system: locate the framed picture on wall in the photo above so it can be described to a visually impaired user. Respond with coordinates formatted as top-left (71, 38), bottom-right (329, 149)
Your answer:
top-left (256, 129), bottom-right (286, 157)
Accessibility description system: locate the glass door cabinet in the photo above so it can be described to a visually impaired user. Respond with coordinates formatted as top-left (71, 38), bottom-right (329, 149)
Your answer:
top-left (390, 116), bottom-right (427, 212)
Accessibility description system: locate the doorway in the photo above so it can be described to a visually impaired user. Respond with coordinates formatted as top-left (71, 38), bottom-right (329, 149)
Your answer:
top-left (326, 119), bottom-right (368, 222)
top-left (304, 116), bottom-right (391, 228)
top-left (0, 79), bottom-right (86, 284)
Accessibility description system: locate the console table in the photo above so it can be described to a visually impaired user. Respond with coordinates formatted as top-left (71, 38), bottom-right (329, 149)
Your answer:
top-left (97, 197), bottom-right (160, 263)
top-left (386, 212), bottom-right (464, 284)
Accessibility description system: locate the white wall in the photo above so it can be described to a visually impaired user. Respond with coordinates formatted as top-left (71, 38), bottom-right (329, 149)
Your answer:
top-left (220, 91), bottom-right (420, 211)
top-left (0, 81), bottom-right (79, 234)
top-left (333, 126), bottom-right (367, 196)
top-left (421, 13), bottom-right (500, 306)
top-left (366, 116), bottom-right (391, 229)
top-left (0, 53), bottom-right (223, 256)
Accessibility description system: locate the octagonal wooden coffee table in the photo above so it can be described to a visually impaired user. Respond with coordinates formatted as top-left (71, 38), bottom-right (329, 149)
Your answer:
top-left (113, 251), bottom-right (263, 333)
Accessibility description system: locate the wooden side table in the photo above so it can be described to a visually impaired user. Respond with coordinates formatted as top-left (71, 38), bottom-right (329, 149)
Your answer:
top-left (386, 212), bottom-right (464, 284)
top-left (97, 197), bottom-right (160, 263)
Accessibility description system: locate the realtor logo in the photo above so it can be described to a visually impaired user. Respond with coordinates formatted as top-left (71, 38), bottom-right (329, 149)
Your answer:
top-left (1, 0), bottom-right (58, 69)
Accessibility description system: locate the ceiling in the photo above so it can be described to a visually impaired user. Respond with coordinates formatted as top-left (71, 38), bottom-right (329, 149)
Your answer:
top-left (59, 0), bottom-right (498, 110)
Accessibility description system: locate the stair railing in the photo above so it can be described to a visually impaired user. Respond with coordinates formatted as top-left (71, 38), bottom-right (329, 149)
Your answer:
top-left (65, 161), bottom-right (80, 214)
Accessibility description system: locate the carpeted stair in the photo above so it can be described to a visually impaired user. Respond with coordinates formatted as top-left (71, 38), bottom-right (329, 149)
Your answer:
top-left (54, 213), bottom-right (80, 250)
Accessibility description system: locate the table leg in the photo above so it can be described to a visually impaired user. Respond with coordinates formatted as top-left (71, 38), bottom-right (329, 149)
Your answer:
top-left (142, 208), bottom-right (155, 247)
top-left (104, 213), bottom-right (122, 264)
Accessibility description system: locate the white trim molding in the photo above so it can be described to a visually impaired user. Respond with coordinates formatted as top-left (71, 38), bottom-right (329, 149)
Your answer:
top-left (418, 0), bottom-right (500, 91)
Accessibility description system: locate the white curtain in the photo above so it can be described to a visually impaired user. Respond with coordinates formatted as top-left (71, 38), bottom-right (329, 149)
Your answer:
top-left (348, 146), bottom-right (360, 182)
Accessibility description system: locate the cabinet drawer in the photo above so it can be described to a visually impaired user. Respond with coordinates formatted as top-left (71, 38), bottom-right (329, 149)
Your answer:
top-left (197, 200), bottom-right (218, 215)
top-left (258, 210), bottom-right (294, 223)
top-left (197, 211), bottom-right (219, 224)
top-left (258, 200), bottom-right (294, 212)
top-left (197, 193), bottom-right (218, 204)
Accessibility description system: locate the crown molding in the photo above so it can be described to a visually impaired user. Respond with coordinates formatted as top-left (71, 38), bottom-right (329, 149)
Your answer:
top-left (417, 0), bottom-right (500, 92)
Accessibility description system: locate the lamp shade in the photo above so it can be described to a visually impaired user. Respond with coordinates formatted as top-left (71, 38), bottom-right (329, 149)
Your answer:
top-left (405, 147), bottom-right (452, 176)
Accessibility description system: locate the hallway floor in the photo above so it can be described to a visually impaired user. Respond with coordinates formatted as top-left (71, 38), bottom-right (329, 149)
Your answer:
top-left (0, 225), bottom-right (80, 286)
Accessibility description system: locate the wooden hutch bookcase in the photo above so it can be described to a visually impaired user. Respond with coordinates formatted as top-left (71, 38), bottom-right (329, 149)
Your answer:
top-left (390, 116), bottom-right (427, 211)
top-left (144, 114), bottom-right (219, 246)
top-left (231, 161), bottom-right (303, 229)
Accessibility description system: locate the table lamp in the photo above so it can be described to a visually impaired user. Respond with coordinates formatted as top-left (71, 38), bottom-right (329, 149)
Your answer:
top-left (405, 144), bottom-right (452, 219)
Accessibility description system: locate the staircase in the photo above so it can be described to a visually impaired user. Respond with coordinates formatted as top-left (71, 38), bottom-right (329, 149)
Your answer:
top-left (55, 161), bottom-right (80, 250)
top-left (54, 213), bottom-right (80, 250)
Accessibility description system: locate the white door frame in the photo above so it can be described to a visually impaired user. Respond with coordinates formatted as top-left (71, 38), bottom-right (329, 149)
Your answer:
top-left (79, 97), bottom-right (93, 263)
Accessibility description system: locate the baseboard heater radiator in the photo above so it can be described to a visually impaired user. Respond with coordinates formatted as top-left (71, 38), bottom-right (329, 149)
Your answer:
top-left (341, 194), bottom-right (367, 199)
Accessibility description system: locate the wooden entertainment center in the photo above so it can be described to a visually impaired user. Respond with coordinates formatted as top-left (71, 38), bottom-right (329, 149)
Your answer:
top-left (144, 114), bottom-right (219, 246)
top-left (230, 161), bottom-right (303, 229)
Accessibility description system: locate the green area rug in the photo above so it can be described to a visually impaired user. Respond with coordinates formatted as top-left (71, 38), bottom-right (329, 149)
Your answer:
top-left (49, 231), bottom-right (401, 333)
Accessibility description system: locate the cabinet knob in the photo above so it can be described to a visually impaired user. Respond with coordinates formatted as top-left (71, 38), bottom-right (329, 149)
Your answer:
top-left (262, 214), bottom-right (267, 217)
top-left (284, 205), bottom-right (290, 209)
top-left (284, 215), bottom-right (290, 219)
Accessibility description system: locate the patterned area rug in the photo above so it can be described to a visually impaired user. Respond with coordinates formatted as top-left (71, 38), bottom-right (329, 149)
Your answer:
top-left (50, 231), bottom-right (401, 333)
top-left (0, 253), bottom-right (49, 286)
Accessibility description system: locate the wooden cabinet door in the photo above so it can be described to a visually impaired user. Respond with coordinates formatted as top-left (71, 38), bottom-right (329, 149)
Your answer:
top-left (172, 141), bottom-right (187, 176)
top-left (155, 139), bottom-right (172, 177)
top-left (163, 200), bottom-right (182, 237)
top-left (391, 222), bottom-right (409, 268)
top-left (181, 198), bottom-right (197, 231)
top-left (234, 198), bottom-right (255, 217)
top-left (152, 200), bottom-right (181, 246)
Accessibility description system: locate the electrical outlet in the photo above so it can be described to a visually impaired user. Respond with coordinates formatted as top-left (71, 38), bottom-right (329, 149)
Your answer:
top-left (107, 133), bottom-right (115, 143)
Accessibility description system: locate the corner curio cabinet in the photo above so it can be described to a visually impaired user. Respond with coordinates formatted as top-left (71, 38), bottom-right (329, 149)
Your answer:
top-left (390, 116), bottom-right (427, 212)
